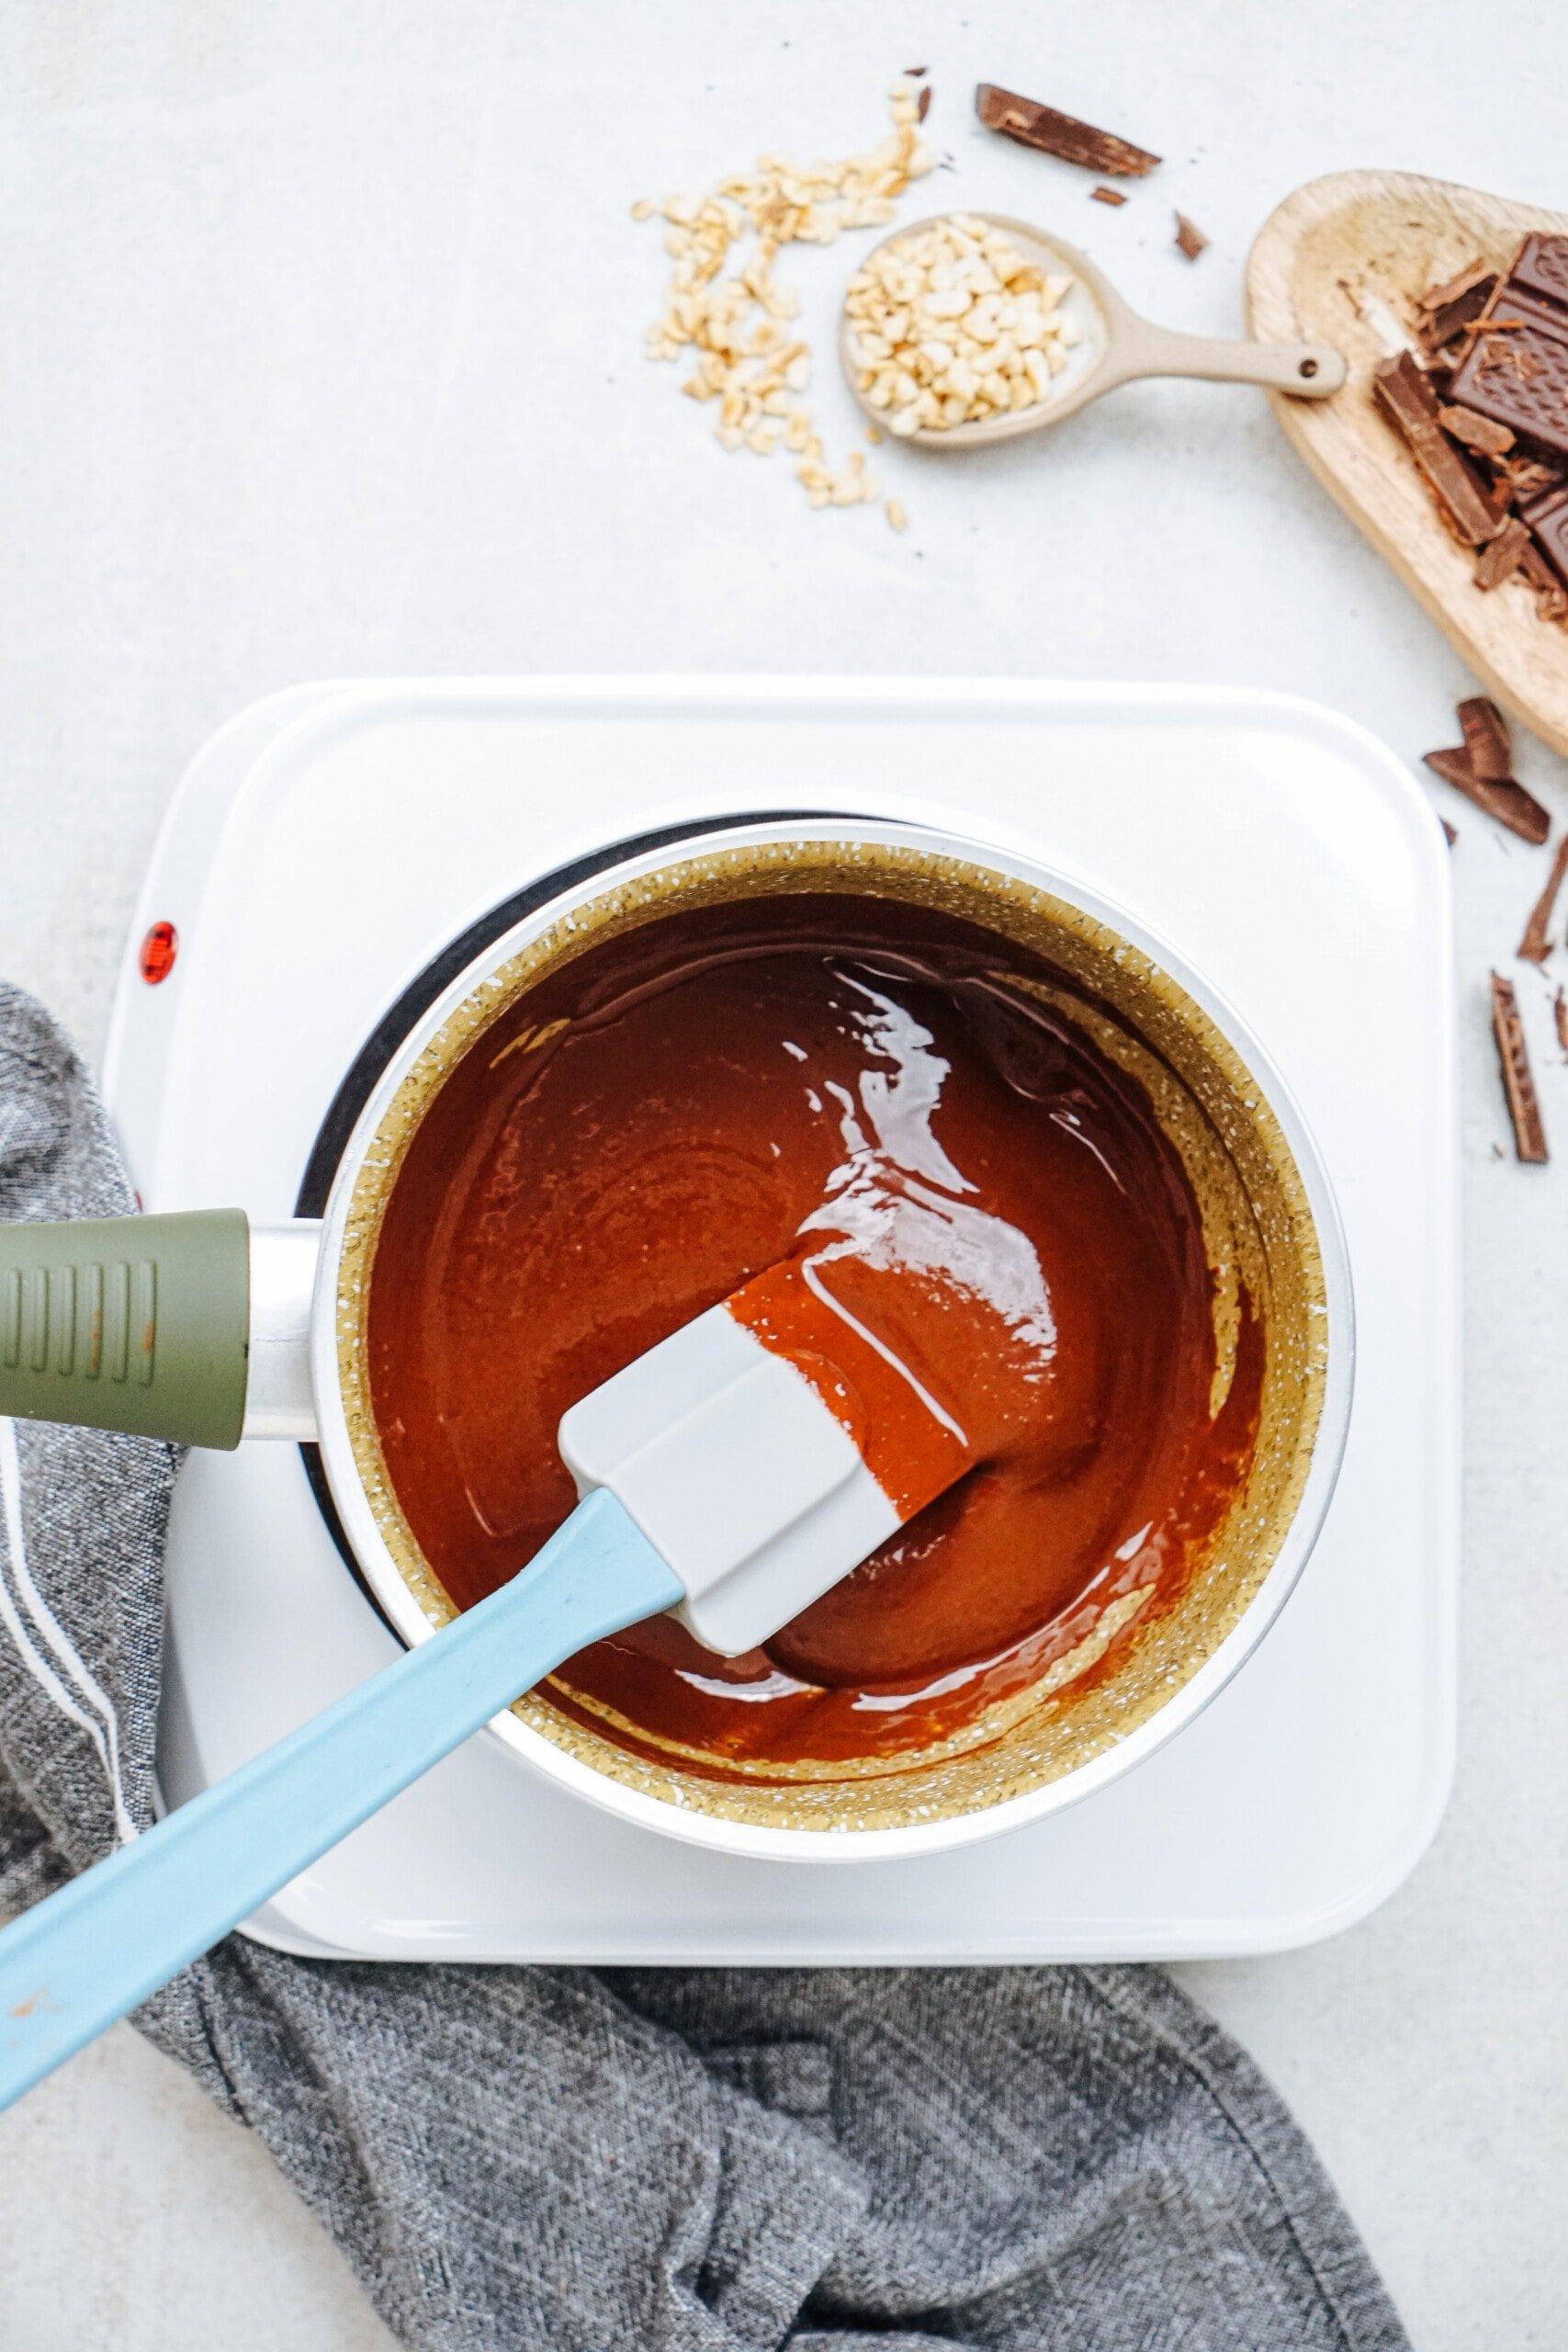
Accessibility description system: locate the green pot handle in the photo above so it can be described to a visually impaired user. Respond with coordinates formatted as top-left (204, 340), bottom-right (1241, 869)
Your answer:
top-left (0, 1210), bottom-right (252, 1451)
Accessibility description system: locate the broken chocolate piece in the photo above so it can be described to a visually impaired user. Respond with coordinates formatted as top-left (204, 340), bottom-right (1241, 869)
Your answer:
top-left (1422, 747), bottom-right (1551, 843)
top-left (1372, 351), bottom-right (1506, 546)
top-left (1522, 480), bottom-right (1568, 582)
top-left (1491, 971), bottom-right (1550, 1162)
top-left (1518, 834), bottom-right (1568, 964)
top-left (974, 84), bottom-right (1159, 175)
top-left (1419, 258), bottom-right (1495, 312)
top-left (1415, 260), bottom-right (1497, 351)
top-left (1416, 259), bottom-right (1491, 315)
top-left (1174, 211), bottom-right (1208, 261)
top-left (1090, 185), bottom-right (1127, 207)
top-left (1510, 232), bottom-right (1568, 309)
top-left (1459, 695), bottom-right (1511, 782)
top-left (1474, 516), bottom-right (1531, 589)
top-left (1438, 401), bottom-right (1516, 457)
top-left (1517, 536), bottom-right (1568, 620)
top-left (1449, 239), bottom-right (1568, 460)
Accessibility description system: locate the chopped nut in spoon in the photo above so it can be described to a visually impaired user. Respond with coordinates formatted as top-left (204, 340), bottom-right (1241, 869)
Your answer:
top-left (845, 213), bottom-right (1080, 435)
top-left (632, 82), bottom-right (934, 526)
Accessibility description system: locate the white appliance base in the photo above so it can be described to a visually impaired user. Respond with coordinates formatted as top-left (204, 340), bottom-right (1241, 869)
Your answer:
top-left (106, 677), bottom-right (1459, 1962)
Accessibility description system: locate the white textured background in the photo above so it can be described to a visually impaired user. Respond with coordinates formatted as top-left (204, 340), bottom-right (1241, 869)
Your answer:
top-left (2, 5), bottom-right (1565, 2346)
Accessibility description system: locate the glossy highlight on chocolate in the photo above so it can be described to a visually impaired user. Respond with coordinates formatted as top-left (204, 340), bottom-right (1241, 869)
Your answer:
top-left (367, 892), bottom-right (1263, 1784)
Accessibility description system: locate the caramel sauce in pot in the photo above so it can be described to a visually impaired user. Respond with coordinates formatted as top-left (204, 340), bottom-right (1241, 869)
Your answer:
top-left (367, 894), bottom-right (1261, 1783)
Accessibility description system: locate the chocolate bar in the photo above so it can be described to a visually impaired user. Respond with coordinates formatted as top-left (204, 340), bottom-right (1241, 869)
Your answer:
top-left (1512, 232), bottom-right (1568, 309)
top-left (1449, 235), bottom-right (1568, 460)
top-left (974, 84), bottom-right (1160, 175)
top-left (1372, 352), bottom-right (1506, 546)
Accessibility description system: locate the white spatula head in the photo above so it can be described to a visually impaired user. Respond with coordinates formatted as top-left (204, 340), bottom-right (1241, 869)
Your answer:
top-left (558, 1261), bottom-right (971, 1657)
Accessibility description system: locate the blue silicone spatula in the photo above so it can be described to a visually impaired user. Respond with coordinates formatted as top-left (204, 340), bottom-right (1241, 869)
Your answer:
top-left (0, 1266), bottom-right (967, 2113)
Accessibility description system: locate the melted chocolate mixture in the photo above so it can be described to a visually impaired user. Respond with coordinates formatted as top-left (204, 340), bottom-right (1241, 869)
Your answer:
top-left (367, 894), bottom-right (1261, 1777)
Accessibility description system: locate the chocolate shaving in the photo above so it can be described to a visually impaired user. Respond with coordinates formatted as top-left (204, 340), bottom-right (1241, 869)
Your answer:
top-left (1441, 818), bottom-right (1459, 846)
top-left (1174, 211), bottom-right (1208, 261)
top-left (1459, 694), bottom-right (1511, 782)
top-left (974, 84), bottom-right (1160, 175)
top-left (1371, 351), bottom-right (1506, 548)
top-left (1474, 516), bottom-right (1531, 589)
top-left (1422, 747), bottom-right (1551, 843)
top-left (1090, 185), bottom-right (1127, 207)
top-left (1498, 452), bottom-right (1568, 502)
top-left (1555, 988), bottom-right (1568, 1054)
top-left (1438, 401), bottom-right (1516, 457)
top-left (1491, 972), bottom-right (1549, 1162)
top-left (904, 65), bottom-right (927, 76)
top-left (1518, 834), bottom-right (1568, 963)
top-left (917, 85), bottom-right (932, 122)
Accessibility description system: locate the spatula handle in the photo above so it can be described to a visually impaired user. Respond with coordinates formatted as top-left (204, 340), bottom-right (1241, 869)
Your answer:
top-left (0, 1488), bottom-right (678, 2114)
top-left (1109, 318), bottom-right (1346, 398)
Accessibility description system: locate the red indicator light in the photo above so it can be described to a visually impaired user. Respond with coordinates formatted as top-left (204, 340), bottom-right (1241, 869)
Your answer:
top-left (139, 921), bottom-right (178, 985)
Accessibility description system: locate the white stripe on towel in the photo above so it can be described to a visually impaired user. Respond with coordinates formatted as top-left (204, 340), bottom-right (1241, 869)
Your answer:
top-left (0, 1418), bottom-right (138, 1845)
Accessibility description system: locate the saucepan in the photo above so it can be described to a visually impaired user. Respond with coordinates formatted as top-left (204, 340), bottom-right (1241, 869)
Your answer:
top-left (0, 818), bottom-right (1353, 1860)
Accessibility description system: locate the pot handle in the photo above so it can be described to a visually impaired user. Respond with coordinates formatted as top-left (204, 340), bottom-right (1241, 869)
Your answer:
top-left (0, 1211), bottom-right (321, 1451)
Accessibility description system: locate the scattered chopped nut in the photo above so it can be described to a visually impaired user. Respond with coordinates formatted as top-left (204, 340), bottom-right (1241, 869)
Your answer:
top-left (633, 85), bottom-right (934, 518)
top-left (1090, 185), bottom-right (1127, 207)
top-left (1173, 211), bottom-right (1208, 261)
top-left (886, 497), bottom-right (908, 532)
top-left (844, 212), bottom-right (1077, 436)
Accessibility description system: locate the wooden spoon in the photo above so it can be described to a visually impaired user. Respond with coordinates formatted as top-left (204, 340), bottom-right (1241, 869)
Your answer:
top-left (840, 213), bottom-right (1346, 449)
top-left (1247, 170), bottom-right (1568, 759)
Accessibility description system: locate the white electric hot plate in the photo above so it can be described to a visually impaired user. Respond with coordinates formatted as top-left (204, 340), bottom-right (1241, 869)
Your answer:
top-left (106, 679), bottom-right (1459, 1962)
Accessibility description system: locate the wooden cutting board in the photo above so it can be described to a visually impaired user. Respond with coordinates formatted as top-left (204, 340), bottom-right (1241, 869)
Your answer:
top-left (1247, 169), bottom-right (1568, 758)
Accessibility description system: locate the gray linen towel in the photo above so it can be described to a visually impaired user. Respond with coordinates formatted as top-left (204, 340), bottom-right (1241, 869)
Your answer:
top-left (0, 981), bottom-right (1410, 2352)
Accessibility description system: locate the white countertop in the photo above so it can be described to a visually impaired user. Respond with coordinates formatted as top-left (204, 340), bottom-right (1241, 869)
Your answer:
top-left (1, 5), bottom-right (1564, 2347)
